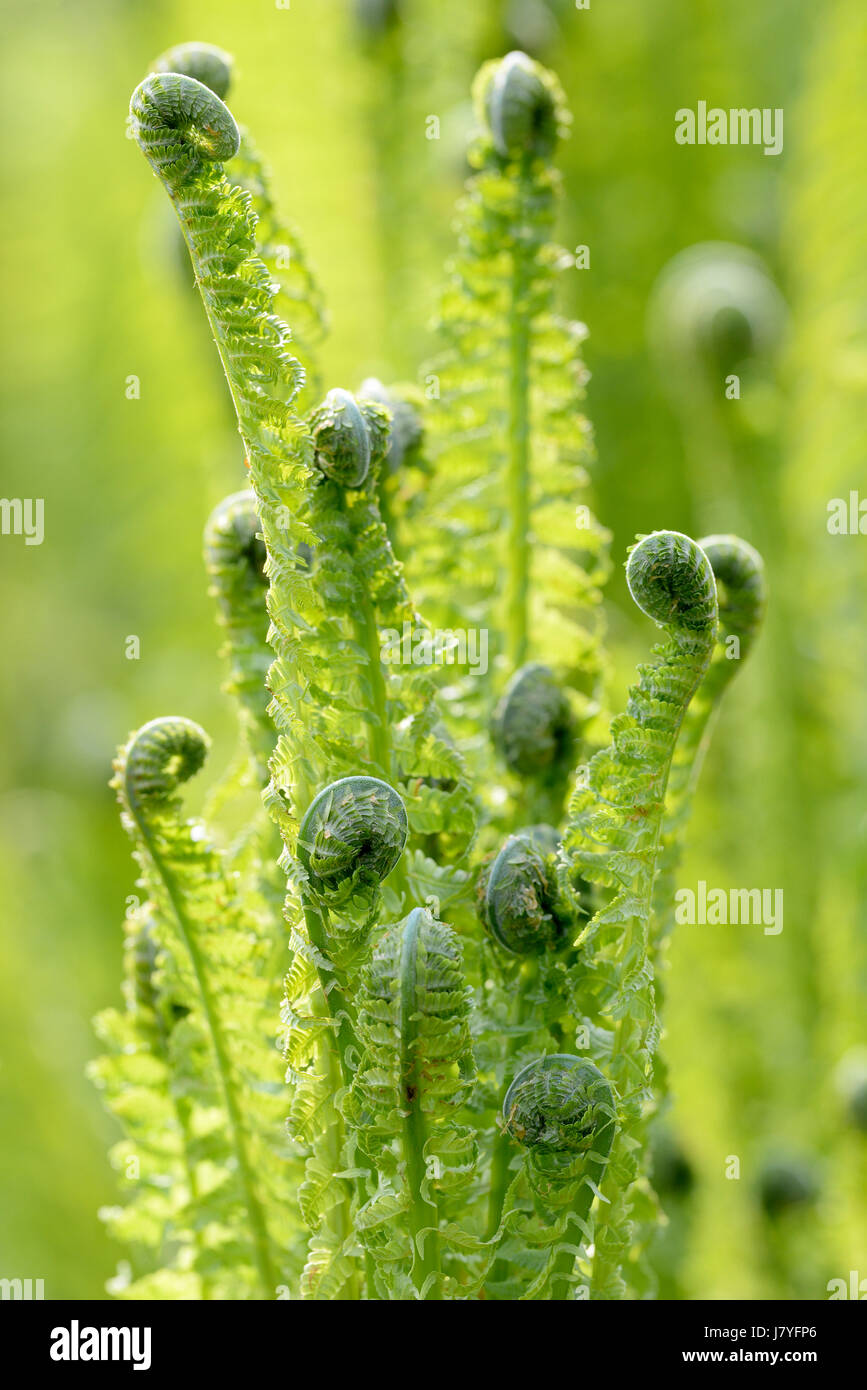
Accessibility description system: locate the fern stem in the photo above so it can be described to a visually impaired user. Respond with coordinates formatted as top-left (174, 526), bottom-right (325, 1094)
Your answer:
top-left (357, 585), bottom-right (392, 779)
top-left (301, 893), bottom-right (359, 1090)
top-left (547, 1125), bottom-right (615, 1299)
top-left (399, 908), bottom-right (442, 1299)
top-left (147, 975), bottom-right (215, 1299)
top-left (349, 557), bottom-right (412, 904)
top-left (130, 814), bottom-right (277, 1298)
top-left (301, 890), bottom-right (371, 1299)
top-left (486, 960), bottom-right (537, 1244)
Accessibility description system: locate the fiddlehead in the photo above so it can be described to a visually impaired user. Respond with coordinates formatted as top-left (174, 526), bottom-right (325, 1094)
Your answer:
top-left (476, 827), bottom-right (585, 1264)
top-left (203, 490), bottom-right (272, 783)
top-left (108, 717), bottom-right (296, 1299)
top-left (309, 387), bottom-right (389, 489)
top-left (131, 73), bottom-right (241, 177)
top-left (479, 830), bottom-right (572, 957)
top-left (492, 662), bottom-right (577, 824)
top-left (297, 774), bottom-right (408, 910)
top-left (478, 49), bottom-right (561, 162)
top-left (279, 384), bottom-right (475, 869)
top-left (350, 906), bottom-right (476, 1299)
top-left (149, 41), bottom-right (328, 395)
top-left (286, 777), bottom-right (410, 1299)
top-left (559, 530), bottom-right (718, 1297)
top-left (651, 534), bottom-right (766, 956)
top-left (416, 49), bottom-right (609, 733)
top-left (129, 69), bottom-right (319, 853)
top-left (648, 242), bottom-right (786, 526)
top-left (119, 716), bottom-right (209, 818)
top-left (498, 1055), bottom-right (617, 1298)
top-left (649, 242), bottom-right (784, 380)
top-left (153, 40), bottom-right (233, 98)
top-left (624, 530), bottom-right (719, 635)
top-left (698, 534), bottom-right (765, 665)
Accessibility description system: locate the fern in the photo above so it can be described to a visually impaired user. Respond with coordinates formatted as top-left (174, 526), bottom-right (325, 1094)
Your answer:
top-left (287, 775), bottom-right (409, 1298)
top-left (203, 490), bottom-right (273, 791)
top-left (651, 533), bottom-right (767, 965)
top-left (417, 51), bottom-right (609, 719)
top-left (349, 906), bottom-right (477, 1299)
top-left (151, 41), bottom-right (327, 398)
top-left (131, 71), bottom-right (472, 861)
top-left (558, 531), bottom-right (719, 1298)
top-left (95, 717), bottom-right (296, 1298)
top-left (495, 1054), bottom-right (618, 1299)
top-left (96, 44), bottom-right (773, 1304)
top-left (647, 240), bottom-right (785, 534)
top-left (89, 907), bottom-right (200, 1298)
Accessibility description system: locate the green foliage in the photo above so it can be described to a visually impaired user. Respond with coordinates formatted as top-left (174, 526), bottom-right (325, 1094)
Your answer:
top-left (87, 39), bottom-right (777, 1304)
top-left (413, 51), bottom-right (610, 718)
top-left (499, 1055), bottom-right (617, 1298)
top-left (350, 906), bottom-right (477, 1298)
top-left (652, 534), bottom-right (767, 964)
top-left (203, 490), bottom-right (272, 787)
top-left (558, 530), bottom-right (719, 1297)
top-left (91, 717), bottom-right (295, 1298)
top-left (150, 41), bottom-right (328, 399)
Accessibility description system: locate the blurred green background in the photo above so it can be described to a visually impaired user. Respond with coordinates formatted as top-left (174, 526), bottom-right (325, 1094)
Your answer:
top-left (1, 0), bottom-right (864, 1298)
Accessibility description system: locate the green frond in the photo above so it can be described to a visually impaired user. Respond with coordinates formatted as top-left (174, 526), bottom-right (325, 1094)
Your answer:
top-left (651, 533), bottom-right (767, 961)
top-left (558, 530), bottom-right (718, 1297)
top-left (150, 41), bottom-right (328, 398)
top-left (350, 906), bottom-right (477, 1298)
top-left (98, 716), bottom-right (299, 1299)
top-left (357, 377), bottom-right (427, 560)
top-left (496, 1054), bottom-right (617, 1299)
top-left (414, 49), bottom-right (609, 739)
top-left (203, 490), bottom-right (272, 784)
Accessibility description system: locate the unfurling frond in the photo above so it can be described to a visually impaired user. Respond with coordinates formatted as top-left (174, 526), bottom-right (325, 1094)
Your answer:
top-left (150, 41), bottom-right (328, 394)
top-left (652, 534), bottom-right (767, 961)
top-left (97, 717), bottom-right (297, 1299)
top-left (350, 907), bottom-right (476, 1298)
top-left (559, 531), bottom-right (718, 1298)
top-left (415, 49), bottom-right (609, 748)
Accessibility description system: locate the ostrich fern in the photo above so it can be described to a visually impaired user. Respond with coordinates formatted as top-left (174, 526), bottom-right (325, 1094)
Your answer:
top-left (91, 42), bottom-right (767, 1301)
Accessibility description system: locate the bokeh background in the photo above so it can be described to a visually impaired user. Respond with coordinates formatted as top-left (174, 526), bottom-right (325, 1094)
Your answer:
top-left (1, 0), bottom-right (864, 1299)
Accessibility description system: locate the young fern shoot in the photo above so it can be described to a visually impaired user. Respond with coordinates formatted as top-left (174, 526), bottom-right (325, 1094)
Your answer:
top-left (559, 531), bottom-right (719, 1297)
top-left (475, 824), bottom-right (587, 1258)
top-left (101, 717), bottom-right (294, 1299)
top-left (492, 661), bottom-right (578, 826)
top-left (350, 906), bottom-right (477, 1299)
top-left (286, 776), bottom-right (409, 1298)
top-left (203, 490), bottom-right (273, 789)
top-left (109, 45), bottom-right (763, 1305)
top-left (651, 534), bottom-right (767, 964)
top-left (151, 41), bottom-right (328, 398)
top-left (421, 51), bottom-right (609, 712)
top-left (498, 1055), bottom-right (617, 1299)
top-left (89, 905), bottom-right (201, 1298)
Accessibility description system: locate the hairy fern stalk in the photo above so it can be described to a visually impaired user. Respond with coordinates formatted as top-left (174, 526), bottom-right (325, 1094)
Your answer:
top-left (91, 41), bottom-right (767, 1300)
